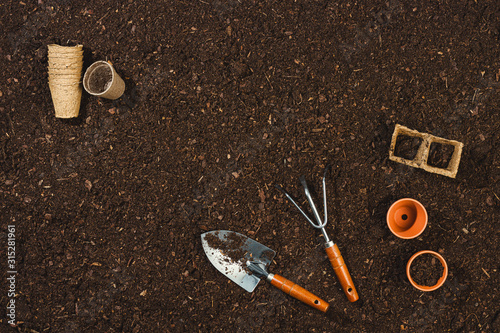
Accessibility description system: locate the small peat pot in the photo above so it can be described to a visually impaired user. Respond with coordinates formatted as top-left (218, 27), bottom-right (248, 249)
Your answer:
top-left (387, 198), bottom-right (428, 239)
top-left (83, 61), bottom-right (125, 99)
top-left (406, 250), bottom-right (448, 291)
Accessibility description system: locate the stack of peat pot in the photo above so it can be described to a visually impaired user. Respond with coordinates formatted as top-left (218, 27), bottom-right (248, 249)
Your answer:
top-left (47, 44), bottom-right (84, 118)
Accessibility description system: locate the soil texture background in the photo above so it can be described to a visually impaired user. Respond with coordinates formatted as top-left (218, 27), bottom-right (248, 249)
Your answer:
top-left (0, 0), bottom-right (499, 332)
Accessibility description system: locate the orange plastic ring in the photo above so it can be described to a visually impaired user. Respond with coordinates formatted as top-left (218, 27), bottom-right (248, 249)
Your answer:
top-left (406, 250), bottom-right (448, 291)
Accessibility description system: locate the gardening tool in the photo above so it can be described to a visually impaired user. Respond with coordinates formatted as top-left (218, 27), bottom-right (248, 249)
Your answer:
top-left (276, 166), bottom-right (359, 302)
top-left (201, 230), bottom-right (329, 312)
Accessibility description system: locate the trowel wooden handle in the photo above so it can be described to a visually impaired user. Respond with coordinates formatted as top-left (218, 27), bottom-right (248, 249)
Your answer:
top-left (325, 243), bottom-right (359, 302)
top-left (269, 274), bottom-right (329, 312)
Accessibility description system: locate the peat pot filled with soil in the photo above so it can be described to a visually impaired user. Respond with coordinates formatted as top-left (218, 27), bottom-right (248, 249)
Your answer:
top-left (83, 60), bottom-right (125, 99)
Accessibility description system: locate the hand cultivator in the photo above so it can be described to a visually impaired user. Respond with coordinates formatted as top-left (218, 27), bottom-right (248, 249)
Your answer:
top-left (276, 166), bottom-right (359, 302)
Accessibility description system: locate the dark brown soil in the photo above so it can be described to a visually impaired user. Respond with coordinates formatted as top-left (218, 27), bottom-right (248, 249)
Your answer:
top-left (427, 142), bottom-right (455, 169)
top-left (88, 65), bottom-right (112, 93)
top-left (1, 0), bottom-right (499, 332)
top-left (204, 231), bottom-right (247, 265)
top-left (394, 135), bottom-right (422, 160)
top-left (204, 231), bottom-right (226, 251)
top-left (409, 253), bottom-right (444, 287)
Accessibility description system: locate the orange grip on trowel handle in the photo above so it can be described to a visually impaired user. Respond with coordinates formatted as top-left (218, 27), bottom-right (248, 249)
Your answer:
top-left (268, 274), bottom-right (329, 312)
top-left (325, 243), bottom-right (359, 302)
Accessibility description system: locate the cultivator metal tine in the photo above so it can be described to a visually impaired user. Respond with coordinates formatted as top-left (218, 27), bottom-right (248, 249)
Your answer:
top-left (275, 185), bottom-right (317, 227)
top-left (277, 166), bottom-right (332, 242)
top-left (300, 176), bottom-right (327, 229)
top-left (322, 165), bottom-right (330, 224)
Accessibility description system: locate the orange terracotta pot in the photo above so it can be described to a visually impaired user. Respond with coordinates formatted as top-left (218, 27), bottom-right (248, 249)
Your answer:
top-left (387, 198), bottom-right (427, 239)
top-left (406, 250), bottom-right (448, 291)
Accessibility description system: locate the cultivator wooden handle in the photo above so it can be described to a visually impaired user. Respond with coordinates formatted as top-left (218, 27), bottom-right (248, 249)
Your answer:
top-left (325, 243), bottom-right (359, 302)
top-left (268, 274), bottom-right (329, 312)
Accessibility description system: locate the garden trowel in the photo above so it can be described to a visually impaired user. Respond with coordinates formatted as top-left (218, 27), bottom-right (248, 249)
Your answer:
top-left (201, 230), bottom-right (329, 312)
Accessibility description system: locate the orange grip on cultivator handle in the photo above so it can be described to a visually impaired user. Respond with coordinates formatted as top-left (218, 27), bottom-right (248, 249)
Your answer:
top-left (325, 243), bottom-right (359, 302)
top-left (269, 274), bottom-right (329, 312)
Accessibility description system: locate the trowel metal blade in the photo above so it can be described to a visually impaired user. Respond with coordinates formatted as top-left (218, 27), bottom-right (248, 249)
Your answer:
top-left (201, 230), bottom-right (276, 292)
